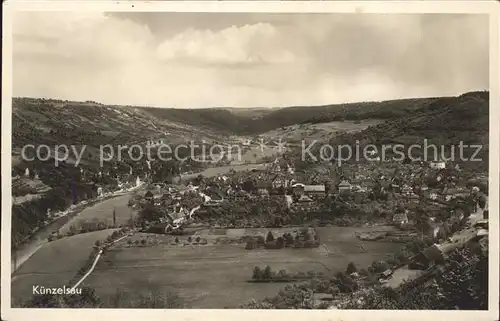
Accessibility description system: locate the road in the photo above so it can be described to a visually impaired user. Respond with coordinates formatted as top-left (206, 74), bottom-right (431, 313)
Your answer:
top-left (384, 197), bottom-right (488, 289)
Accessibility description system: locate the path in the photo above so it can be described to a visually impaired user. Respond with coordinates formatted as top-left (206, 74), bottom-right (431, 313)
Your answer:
top-left (70, 233), bottom-right (132, 291)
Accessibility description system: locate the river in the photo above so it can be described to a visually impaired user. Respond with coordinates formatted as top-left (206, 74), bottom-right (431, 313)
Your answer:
top-left (11, 193), bottom-right (131, 273)
top-left (11, 163), bottom-right (271, 273)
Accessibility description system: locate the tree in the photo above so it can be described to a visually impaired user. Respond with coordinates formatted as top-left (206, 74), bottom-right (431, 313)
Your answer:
top-left (140, 239), bottom-right (147, 246)
top-left (262, 265), bottom-right (272, 280)
top-left (276, 237), bottom-right (284, 249)
top-left (346, 262), bottom-right (357, 275)
top-left (174, 237), bottom-right (179, 244)
top-left (187, 236), bottom-right (192, 243)
top-left (371, 260), bottom-right (389, 273)
top-left (277, 269), bottom-right (288, 279)
top-left (266, 231), bottom-right (274, 243)
top-left (252, 266), bottom-right (262, 280)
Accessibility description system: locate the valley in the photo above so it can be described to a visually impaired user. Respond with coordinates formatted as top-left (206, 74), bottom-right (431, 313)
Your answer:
top-left (10, 91), bottom-right (490, 309)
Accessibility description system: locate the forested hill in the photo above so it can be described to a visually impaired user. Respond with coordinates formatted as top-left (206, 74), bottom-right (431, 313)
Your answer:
top-left (320, 91), bottom-right (489, 169)
top-left (140, 96), bottom-right (443, 135)
top-left (13, 91), bottom-right (488, 139)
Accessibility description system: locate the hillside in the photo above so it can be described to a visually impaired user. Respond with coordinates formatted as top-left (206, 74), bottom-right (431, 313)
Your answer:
top-left (12, 98), bottom-right (223, 148)
top-left (137, 96), bottom-right (448, 135)
top-left (292, 91), bottom-right (490, 170)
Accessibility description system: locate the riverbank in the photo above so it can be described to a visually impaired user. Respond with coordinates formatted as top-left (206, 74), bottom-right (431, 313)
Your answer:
top-left (11, 184), bottom-right (145, 273)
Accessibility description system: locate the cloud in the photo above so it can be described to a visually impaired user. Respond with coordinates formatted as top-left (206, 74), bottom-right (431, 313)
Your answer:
top-left (12, 12), bottom-right (488, 108)
top-left (156, 23), bottom-right (296, 65)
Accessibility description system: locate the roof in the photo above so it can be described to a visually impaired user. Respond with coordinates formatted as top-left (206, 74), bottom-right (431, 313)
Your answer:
top-left (312, 293), bottom-right (334, 301)
top-left (423, 244), bottom-right (444, 262)
top-left (476, 229), bottom-right (488, 237)
top-left (392, 213), bottom-right (409, 221)
top-left (297, 195), bottom-right (314, 202)
top-left (304, 185), bottom-right (326, 192)
top-left (145, 191), bottom-right (153, 197)
top-left (338, 180), bottom-right (351, 186)
top-left (382, 269), bottom-right (393, 276)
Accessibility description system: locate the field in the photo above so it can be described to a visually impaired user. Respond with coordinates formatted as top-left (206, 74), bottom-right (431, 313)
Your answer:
top-left (82, 226), bottom-right (402, 308)
top-left (229, 145), bottom-right (280, 165)
top-left (58, 194), bottom-right (134, 234)
top-left (182, 163), bottom-right (268, 181)
top-left (260, 120), bottom-right (382, 143)
top-left (11, 229), bottom-right (118, 305)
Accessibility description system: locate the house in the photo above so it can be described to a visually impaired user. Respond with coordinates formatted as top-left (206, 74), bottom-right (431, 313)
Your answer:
top-left (419, 243), bottom-right (462, 267)
top-left (304, 185), bottom-right (326, 199)
top-left (206, 187), bottom-right (225, 202)
top-left (291, 183), bottom-right (306, 196)
top-left (410, 244), bottom-right (447, 270)
top-left (429, 161), bottom-right (446, 169)
top-left (145, 191), bottom-right (154, 202)
top-left (441, 187), bottom-right (463, 201)
top-left (337, 180), bottom-right (352, 192)
top-left (353, 186), bottom-right (368, 193)
top-left (312, 293), bottom-right (334, 307)
top-left (233, 190), bottom-right (249, 201)
top-left (271, 174), bottom-right (287, 189)
top-left (429, 191), bottom-right (439, 200)
top-left (401, 184), bottom-right (413, 195)
top-left (450, 208), bottom-right (465, 220)
top-left (361, 180), bottom-right (375, 191)
top-left (474, 219), bottom-right (489, 229)
top-left (405, 193), bottom-right (420, 201)
top-left (379, 269), bottom-right (393, 279)
top-left (203, 200), bottom-right (222, 207)
top-left (392, 212), bottom-right (409, 225)
top-left (296, 195), bottom-right (314, 203)
top-left (257, 188), bottom-right (270, 199)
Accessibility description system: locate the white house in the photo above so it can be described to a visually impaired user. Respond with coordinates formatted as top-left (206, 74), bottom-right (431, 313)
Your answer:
top-left (430, 161), bottom-right (446, 169)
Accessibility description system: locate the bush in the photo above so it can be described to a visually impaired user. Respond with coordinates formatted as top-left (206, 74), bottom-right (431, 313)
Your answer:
top-left (346, 262), bottom-right (357, 275)
top-left (140, 239), bottom-right (147, 246)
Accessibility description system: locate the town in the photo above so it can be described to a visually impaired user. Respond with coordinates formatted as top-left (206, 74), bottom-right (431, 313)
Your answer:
top-left (8, 9), bottom-right (492, 312)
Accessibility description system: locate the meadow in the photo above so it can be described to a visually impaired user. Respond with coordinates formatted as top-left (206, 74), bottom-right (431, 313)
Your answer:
top-left (82, 226), bottom-right (402, 308)
top-left (259, 120), bottom-right (383, 143)
top-left (11, 229), bottom-right (118, 305)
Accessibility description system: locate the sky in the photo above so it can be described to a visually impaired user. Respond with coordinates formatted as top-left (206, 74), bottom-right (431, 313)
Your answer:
top-left (12, 12), bottom-right (489, 108)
